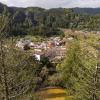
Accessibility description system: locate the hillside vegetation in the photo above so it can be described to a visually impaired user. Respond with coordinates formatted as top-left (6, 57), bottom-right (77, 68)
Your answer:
top-left (1, 2), bottom-right (100, 37)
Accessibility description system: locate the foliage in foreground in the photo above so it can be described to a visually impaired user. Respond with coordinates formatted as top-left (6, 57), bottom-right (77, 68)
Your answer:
top-left (61, 39), bottom-right (100, 100)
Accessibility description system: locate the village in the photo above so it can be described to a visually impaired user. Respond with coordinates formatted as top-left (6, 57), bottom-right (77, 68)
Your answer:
top-left (15, 28), bottom-right (100, 62)
top-left (15, 36), bottom-right (74, 61)
top-left (15, 36), bottom-right (69, 61)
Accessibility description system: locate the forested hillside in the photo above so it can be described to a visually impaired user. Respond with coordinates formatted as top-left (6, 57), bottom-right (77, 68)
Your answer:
top-left (0, 2), bottom-right (100, 37)
top-left (73, 7), bottom-right (100, 15)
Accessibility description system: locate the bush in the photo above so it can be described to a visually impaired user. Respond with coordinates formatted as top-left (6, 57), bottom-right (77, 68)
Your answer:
top-left (24, 44), bottom-right (30, 50)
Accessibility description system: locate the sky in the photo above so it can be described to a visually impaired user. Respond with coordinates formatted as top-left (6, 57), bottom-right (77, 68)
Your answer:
top-left (0, 0), bottom-right (100, 9)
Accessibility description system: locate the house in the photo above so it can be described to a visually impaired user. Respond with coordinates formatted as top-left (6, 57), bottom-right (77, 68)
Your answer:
top-left (16, 40), bottom-right (24, 49)
top-left (96, 31), bottom-right (100, 34)
top-left (67, 37), bottom-right (73, 41)
top-left (29, 42), bottom-right (34, 47)
top-left (34, 54), bottom-right (41, 61)
top-left (33, 48), bottom-right (44, 61)
top-left (16, 39), bottom-right (34, 50)
top-left (47, 41), bottom-right (55, 48)
top-left (34, 50), bottom-right (45, 61)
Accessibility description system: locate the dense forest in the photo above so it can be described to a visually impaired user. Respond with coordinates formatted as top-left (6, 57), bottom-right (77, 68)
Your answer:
top-left (0, 2), bottom-right (100, 37)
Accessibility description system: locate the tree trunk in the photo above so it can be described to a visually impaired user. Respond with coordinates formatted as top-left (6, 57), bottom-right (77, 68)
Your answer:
top-left (0, 40), bottom-right (9, 100)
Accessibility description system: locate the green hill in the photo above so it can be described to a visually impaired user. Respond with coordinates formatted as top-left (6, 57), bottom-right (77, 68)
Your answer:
top-left (0, 2), bottom-right (100, 36)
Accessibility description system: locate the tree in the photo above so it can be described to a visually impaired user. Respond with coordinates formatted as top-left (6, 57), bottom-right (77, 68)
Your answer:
top-left (90, 41), bottom-right (100, 100)
top-left (0, 7), bottom-right (11, 100)
top-left (61, 40), bottom-right (84, 92)
top-left (0, 8), bottom-right (36, 100)
top-left (61, 40), bottom-right (100, 100)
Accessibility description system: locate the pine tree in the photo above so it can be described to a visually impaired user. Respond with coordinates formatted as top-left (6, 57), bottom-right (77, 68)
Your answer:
top-left (61, 40), bottom-right (100, 100)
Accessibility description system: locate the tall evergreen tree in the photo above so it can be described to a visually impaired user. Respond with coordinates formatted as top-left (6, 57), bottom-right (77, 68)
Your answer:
top-left (61, 40), bottom-right (100, 100)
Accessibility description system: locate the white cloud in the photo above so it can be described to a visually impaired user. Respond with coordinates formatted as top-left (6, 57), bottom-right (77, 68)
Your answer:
top-left (66, 0), bottom-right (100, 8)
top-left (0, 0), bottom-right (100, 8)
